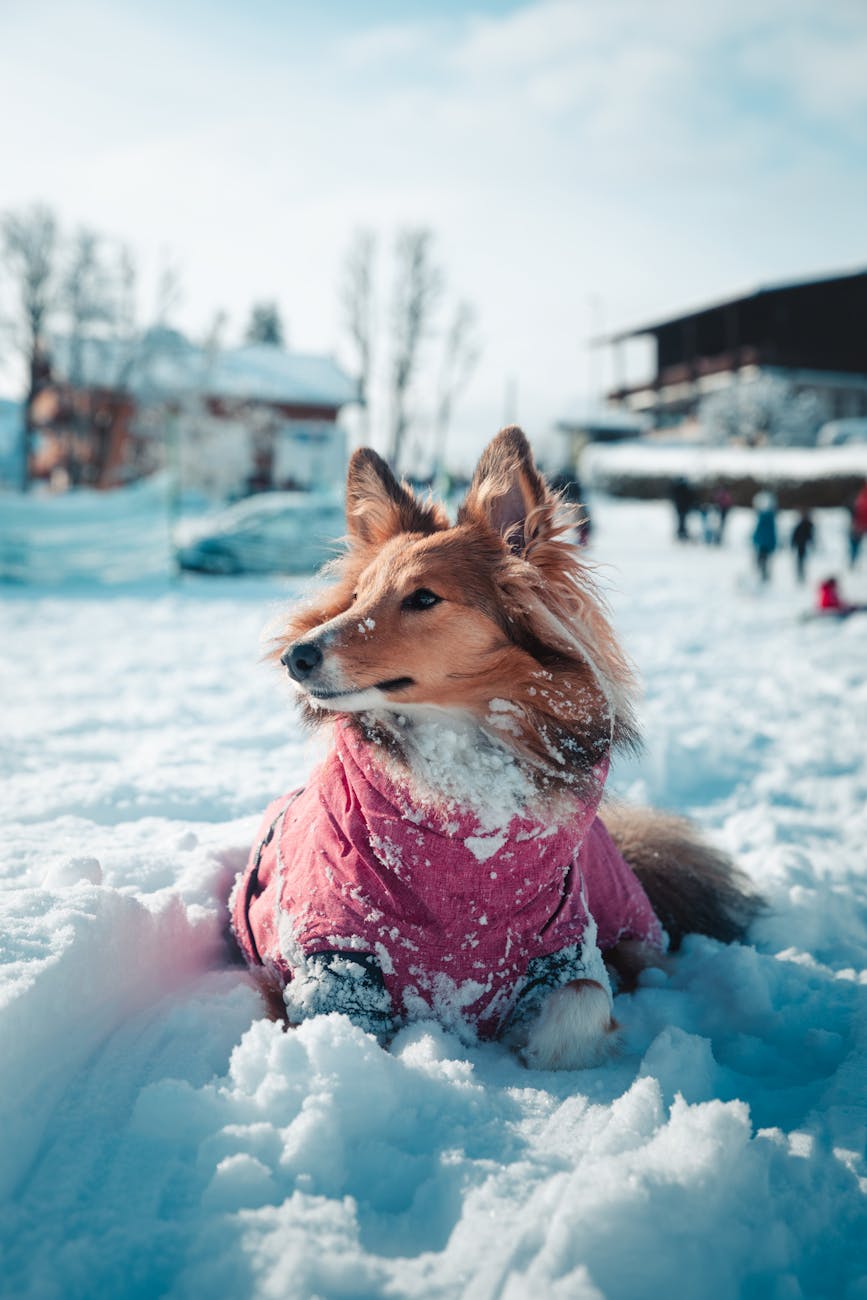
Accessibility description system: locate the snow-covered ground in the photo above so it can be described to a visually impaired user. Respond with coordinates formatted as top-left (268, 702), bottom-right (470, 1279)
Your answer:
top-left (2, 498), bottom-right (866, 1300)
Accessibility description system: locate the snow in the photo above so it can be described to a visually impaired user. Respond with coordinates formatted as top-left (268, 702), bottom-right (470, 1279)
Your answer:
top-left (2, 498), bottom-right (867, 1299)
top-left (583, 438), bottom-right (867, 490)
top-left (211, 345), bottom-right (358, 408)
top-left (379, 712), bottom-right (537, 833)
top-left (47, 333), bottom-right (358, 409)
top-left (0, 480), bottom-right (348, 584)
top-left (0, 474), bottom-right (175, 585)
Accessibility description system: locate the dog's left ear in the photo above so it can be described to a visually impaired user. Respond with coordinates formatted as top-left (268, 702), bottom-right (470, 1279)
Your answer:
top-left (346, 448), bottom-right (446, 545)
top-left (458, 426), bottom-right (554, 554)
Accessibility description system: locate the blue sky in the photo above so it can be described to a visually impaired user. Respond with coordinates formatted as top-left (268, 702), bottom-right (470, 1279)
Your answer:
top-left (2, 0), bottom-right (866, 467)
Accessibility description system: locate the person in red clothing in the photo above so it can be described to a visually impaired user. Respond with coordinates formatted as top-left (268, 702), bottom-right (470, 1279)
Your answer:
top-left (816, 576), bottom-right (867, 617)
top-left (849, 479), bottom-right (867, 567)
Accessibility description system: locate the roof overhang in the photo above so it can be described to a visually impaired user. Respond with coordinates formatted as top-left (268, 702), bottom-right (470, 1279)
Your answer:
top-left (593, 266), bottom-right (867, 345)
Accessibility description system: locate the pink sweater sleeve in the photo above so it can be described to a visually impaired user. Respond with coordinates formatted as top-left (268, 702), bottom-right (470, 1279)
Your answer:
top-left (579, 816), bottom-right (665, 952)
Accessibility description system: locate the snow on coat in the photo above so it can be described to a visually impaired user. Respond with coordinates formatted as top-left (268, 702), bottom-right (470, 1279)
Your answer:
top-left (232, 720), bottom-right (664, 1039)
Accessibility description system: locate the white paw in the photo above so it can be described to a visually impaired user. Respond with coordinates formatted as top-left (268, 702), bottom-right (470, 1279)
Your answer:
top-left (522, 980), bottom-right (618, 1071)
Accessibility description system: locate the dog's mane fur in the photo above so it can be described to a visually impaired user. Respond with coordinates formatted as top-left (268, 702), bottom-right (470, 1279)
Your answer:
top-left (270, 427), bottom-right (640, 802)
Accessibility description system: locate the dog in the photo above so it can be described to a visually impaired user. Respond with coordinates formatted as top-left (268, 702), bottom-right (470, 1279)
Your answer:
top-left (231, 427), bottom-right (760, 1069)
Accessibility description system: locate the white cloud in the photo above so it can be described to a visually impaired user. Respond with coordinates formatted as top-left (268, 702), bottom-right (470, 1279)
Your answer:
top-left (333, 20), bottom-right (446, 73)
top-left (738, 20), bottom-right (867, 128)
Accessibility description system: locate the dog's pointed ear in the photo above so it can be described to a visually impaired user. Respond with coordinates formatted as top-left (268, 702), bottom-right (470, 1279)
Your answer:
top-left (458, 426), bottom-right (552, 553)
top-left (346, 448), bottom-right (446, 544)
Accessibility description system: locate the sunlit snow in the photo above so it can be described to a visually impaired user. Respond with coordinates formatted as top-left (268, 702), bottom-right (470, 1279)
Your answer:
top-left (1, 497), bottom-right (866, 1300)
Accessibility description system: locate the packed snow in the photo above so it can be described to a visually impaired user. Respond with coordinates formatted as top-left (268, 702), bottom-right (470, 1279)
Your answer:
top-left (1, 495), bottom-right (866, 1300)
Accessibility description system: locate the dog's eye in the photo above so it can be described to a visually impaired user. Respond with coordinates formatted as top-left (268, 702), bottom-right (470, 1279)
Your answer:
top-left (402, 588), bottom-right (442, 611)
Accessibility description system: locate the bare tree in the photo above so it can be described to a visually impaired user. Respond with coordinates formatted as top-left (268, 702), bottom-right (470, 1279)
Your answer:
top-left (57, 230), bottom-right (125, 484)
top-left (153, 257), bottom-right (183, 328)
top-left (51, 238), bottom-right (186, 488)
top-left (1, 204), bottom-right (59, 488)
top-left (432, 300), bottom-right (480, 477)
top-left (340, 229), bottom-right (376, 440)
top-left (63, 229), bottom-right (116, 383)
top-left (106, 256), bottom-right (187, 487)
top-left (388, 228), bottom-right (442, 472)
top-left (55, 234), bottom-right (166, 486)
top-left (114, 244), bottom-right (137, 340)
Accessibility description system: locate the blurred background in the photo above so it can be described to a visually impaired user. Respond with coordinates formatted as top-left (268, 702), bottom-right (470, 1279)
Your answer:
top-left (1, 0), bottom-right (865, 579)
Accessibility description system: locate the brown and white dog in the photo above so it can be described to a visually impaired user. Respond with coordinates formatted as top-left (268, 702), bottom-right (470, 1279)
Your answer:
top-left (231, 427), bottom-right (760, 1069)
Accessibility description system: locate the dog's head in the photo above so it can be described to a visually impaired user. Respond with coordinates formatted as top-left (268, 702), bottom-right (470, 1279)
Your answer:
top-left (274, 427), bottom-right (638, 783)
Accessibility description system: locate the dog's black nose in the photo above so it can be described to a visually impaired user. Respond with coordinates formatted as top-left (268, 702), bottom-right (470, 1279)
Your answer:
top-left (282, 641), bottom-right (323, 681)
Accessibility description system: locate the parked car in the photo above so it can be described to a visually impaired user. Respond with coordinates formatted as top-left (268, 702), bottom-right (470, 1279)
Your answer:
top-left (173, 491), bottom-right (345, 575)
top-left (817, 418), bottom-right (867, 447)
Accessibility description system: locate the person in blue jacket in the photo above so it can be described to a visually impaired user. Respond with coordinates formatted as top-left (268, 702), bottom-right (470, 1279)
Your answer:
top-left (752, 491), bottom-right (778, 583)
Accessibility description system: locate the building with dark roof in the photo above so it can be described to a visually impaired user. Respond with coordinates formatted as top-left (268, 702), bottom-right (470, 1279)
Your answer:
top-left (602, 269), bottom-right (867, 434)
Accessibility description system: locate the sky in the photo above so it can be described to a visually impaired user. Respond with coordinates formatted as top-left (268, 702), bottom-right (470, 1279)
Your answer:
top-left (1, 0), bottom-right (866, 470)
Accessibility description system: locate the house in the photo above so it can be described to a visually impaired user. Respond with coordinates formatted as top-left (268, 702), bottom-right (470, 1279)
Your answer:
top-left (32, 330), bottom-right (358, 496)
top-left (600, 269), bottom-right (867, 437)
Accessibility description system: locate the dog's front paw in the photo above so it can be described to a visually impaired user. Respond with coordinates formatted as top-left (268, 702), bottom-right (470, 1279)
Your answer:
top-left (522, 979), bottom-right (618, 1071)
top-left (283, 950), bottom-right (396, 1040)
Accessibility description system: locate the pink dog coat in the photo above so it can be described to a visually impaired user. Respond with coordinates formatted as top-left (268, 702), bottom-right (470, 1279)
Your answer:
top-left (232, 721), bottom-right (663, 1039)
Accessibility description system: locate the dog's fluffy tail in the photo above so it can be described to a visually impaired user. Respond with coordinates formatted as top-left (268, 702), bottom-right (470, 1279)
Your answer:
top-left (600, 803), bottom-right (763, 950)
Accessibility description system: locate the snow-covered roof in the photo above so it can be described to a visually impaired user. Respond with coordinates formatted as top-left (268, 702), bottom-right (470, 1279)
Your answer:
top-left (47, 332), bottom-right (358, 410)
top-left (210, 345), bottom-right (358, 407)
